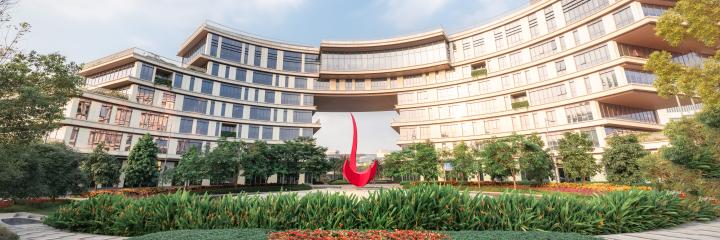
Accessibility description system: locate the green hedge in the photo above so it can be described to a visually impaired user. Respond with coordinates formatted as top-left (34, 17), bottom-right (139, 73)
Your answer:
top-left (129, 229), bottom-right (267, 240)
top-left (44, 185), bottom-right (718, 236)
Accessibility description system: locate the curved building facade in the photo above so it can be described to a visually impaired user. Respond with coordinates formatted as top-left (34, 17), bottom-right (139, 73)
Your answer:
top-left (47, 0), bottom-right (709, 183)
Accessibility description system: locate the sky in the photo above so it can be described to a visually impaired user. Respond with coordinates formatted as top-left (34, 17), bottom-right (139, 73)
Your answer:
top-left (10, 0), bottom-right (528, 154)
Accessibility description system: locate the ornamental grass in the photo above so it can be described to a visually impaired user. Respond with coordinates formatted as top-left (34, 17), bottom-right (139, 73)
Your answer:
top-left (45, 185), bottom-right (718, 237)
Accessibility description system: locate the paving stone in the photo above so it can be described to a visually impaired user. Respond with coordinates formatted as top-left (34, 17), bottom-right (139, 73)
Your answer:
top-left (624, 233), bottom-right (689, 240)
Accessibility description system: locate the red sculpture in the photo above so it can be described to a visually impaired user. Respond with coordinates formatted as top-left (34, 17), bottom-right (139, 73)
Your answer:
top-left (342, 114), bottom-right (378, 187)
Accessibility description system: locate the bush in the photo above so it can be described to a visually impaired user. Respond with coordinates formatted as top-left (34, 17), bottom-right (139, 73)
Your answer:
top-left (445, 231), bottom-right (598, 240)
top-left (0, 225), bottom-right (18, 240)
top-left (270, 230), bottom-right (446, 239)
top-left (45, 185), bottom-right (718, 236)
top-left (86, 184), bottom-right (312, 197)
top-left (129, 229), bottom-right (267, 240)
top-left (329, 179), bottom-right (349, 185)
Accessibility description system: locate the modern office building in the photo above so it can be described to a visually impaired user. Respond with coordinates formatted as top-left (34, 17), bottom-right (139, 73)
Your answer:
top-left (47, 0), bottom-right (708, 183)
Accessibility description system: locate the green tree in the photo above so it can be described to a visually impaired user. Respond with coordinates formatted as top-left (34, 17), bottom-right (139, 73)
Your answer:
top-left (645, 0), bottom-right (720, 108)
top-left (519, 134), bottom-right (554, 183)
top-left (558, 132), bottom-right (599, 182)
top-left (481, 138), bottom-right (514, 183)
top-left (0, 52), bottom-right (83, 144)
top-left (602, 134), bottom-right (649, 184)
top-left (239, 141), bottom-right (274, 184)
top-left (173, 146), bottom-right (205, 186)
top-left (82, 143), bottom-right (121, 189)
top-left (661, 114), bottom-right (720, 178)
top-left (446, 142), bottom-right (479, 182)
top-left (294, 138), bottom-right (330, 184)
top-left (381, 150), bottom-right (408, 180)
top-left (0, 143), bottom-right (85, 199)
top-left (204, 138), bottom-right (240, 185)
top-left (410, 142), bottom-right (440, 181)
top-left (122, 134), bottom-right (159, 187)
top-left (36, 143), bottom-right (86, 198)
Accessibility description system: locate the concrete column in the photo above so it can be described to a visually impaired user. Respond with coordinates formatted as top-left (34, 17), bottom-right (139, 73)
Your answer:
top-left (267, 174), bottom-right (278, 184)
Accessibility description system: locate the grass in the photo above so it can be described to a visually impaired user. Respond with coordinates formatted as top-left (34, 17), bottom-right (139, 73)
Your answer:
top-left (0, 199), bottom-right (72, 216)
top-left (128, 229), bottom-right (599, 240)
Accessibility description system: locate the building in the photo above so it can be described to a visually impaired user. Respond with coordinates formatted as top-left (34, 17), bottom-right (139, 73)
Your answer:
top-left (46, 0), bottom-right (709, 184)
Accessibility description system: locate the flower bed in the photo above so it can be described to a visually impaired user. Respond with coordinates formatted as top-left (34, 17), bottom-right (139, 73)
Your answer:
top-left (45, 185), bottom-right (718, 237)
top-left (269, 230), bottom-right (447, 240)
top-left (403, 181), bottom-right (652, 195)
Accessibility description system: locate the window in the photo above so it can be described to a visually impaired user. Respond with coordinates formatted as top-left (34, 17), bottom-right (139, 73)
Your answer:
top-left (573, 30), bottom-right (581, 45)
top-left (253, 47), bottom-right (262, 67)
top-left (473, 37), bottom-right (485, 56)
top-left (211, 63), bottom-right (219, 76)
top-left (530, 40), bottom-right (557, 60)
top-left (98, 104), bottom-right (112, 123)
top-left (177, 139), bottom-right (203, 155)
top-left (86, 64), bottom-right (133, 86)
top-left (625, 69), bottom-right (656, 85)
top-left (528, 84), bottom-right (567, 105)
top-left (173, 73), bottom-right (183, 88)
top-left (371, 78), bottom-right (387, 89)
top-left (508, 52), bottom-right (522, 67)
top-left (600, 103), bottom-right (657, 123)
top-left (264, 90), bottom-right (275, 103)
top-left (537, 65), bottom-right (548, 81)
top-left (528, 14), bottom-right (540, 38)
top-left (248, 125), bottom-right (260, 139)
top-left (88, 130), bottom-right (123, 150)
top-left (545, 7), bottom-right (557, 32)
top-left (642, 4), bottom-right (668, 17)
top-left (283, 51), bottom-right (302, 72)
top-left (249, 107), bottom-right (271, 121)
top-left (195, 120), bottom-right (208, 135)
top-left (555, 60), bottom-right (567, 74)
top-left (220, 123), bottom-right (237, 138)
top-left (546, 110), bottom-right (557, 126)
top-left (136, 87), bottom-right (154, 105)
top-left (494, 29), bottom-right (506, 50)
top-left (182, 96), bottom-right (207, 114)
top-left (189, 77), bottom-right (196, 91)
top-left (281, 93), bottom-right (300, 105)
top-left (314, 79), bottom-right (329, 90)
top-left (505, 21), bottom-right (523, 46)
top-left (484, 119), bottom-right (500, 133)
top-left (235, 69), bottom-right (247, 81)
top-left (587, 20), bottom-right (605, 40)
top-left (139, 63), bottom-right (154, 81)
top-left (295, 77), bottom-right (307, 89)
top-left (403, 75), bottom-right (425, 87)
top-left (115, 107), bottom-right (131, 126)
top-left (354, 80), bottom-right (365, 91)
top-left (294, 111), bottom-right (312, 123)
top-left (600, 70), bottom-right (619, 89)
top-left (220, 37), bottom-right (242, 62)
top-left (614, 7), bottom-right (635, 28)
top-left (304, 54), bottom-right (320, 73)
top-left (201, 80), bottom-right (213, 94)
top-left (303, 95), bottom-right (314, 106)
top-left (267, 49), bottom-right (278, 69)
top-left (139, 112), bottom-right (168, 131)
top-left (565, 102), bottom-right (594, 123)
top-left (232, 104), bottom-right (244, 119)
top-left (161, 92), bottom-right (175, 109)
top-left (562, 0), bottom-right (610, 24)
top-left (280, 128), bottom-right (300, 141)
top-left (219, 83), bottom-right (241, 99)
top-left (253, 72), bottom-right (272, 85)
top-left (179, 118), bottom-right (193, 133)
top-left (574, 44), bottom-right (610, 70)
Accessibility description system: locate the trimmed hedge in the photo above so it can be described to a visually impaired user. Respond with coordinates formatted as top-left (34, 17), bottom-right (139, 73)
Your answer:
top-left (196, 184), bottom-right (312, 195)
top-left (45, 185), bottom-right (718, 236)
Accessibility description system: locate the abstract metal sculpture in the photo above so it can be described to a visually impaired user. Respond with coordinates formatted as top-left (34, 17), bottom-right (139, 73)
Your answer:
top-left (342, 114), bottom-right (378, 187)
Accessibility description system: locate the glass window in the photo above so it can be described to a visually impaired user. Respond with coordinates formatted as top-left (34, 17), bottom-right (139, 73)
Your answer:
top-left (293, 110), bottom-right (312, 123)
top-left (196, 120), bottom-right (208, 135)
top-left (295, 77), bottom-right (307, 89)
top-left (262, 126), bottom-right (273, 140)
top-left (182, 96), bottom-right (207, 114)
top-left (280, 128), bottom-right (300, 141)
top-left (139, 112), bottom-right (168, 131)
top-left (625, 69), bottom-right (656, 85)
top-left (179, 117), bottom-right (193, 133)
top-left (283, 51), bottom-right (302, 72)
top-left (136, 87), bottom-right (154, 105)
top-left (211, 63), bottom-right (219, 76)
top-left (173, 73), bottom-right (183, 88)
top-left (600, 70), bottom-right (619, 89)
top-left (565, 102), bottom-right (594, 123)
top-left (219, 37), bottom-right (242, 62)
top-left (575, 44), bottom-right (610, 70)
top-left (219, 83), bottom-right (241, 99)
top-left (281, 93), bottom-right (300, 105)
top-left (249, 107), bottom-right (271, 121)
top-left (201, 79), bottom-right (213, 94)
top-left (253, 47), bottom-right (262, 67)
top-left (562, 0), bottom-right (610, 24)
top-left (267, 49), bottom-right (278, 69)
top-left (614, 7), bottom-right (635, 28)
top-left (232, 104), bottom-right (243, 119)
top-left (555, 60), bottom-right (567, 74)
top-left (264, 90), bottom-right (275, 103)
top-left (161, 92), bottom-right (175, 109)
top-left (304, 54), bottom-right (320, 73)
top-left (253, 72), bottom-right (273, 85)
top-left (139, 63), bottom-right (154, 81)
top-left (303, 95), bottom-right (314, 106)
top-left (115, 107), bottom-right (131, 126)
top-left (235, 68), bottom-right (246, 81)
top-left (587, 20), bottom-right (606, 40)
top-left (248, 125), bottom-right (260, 139)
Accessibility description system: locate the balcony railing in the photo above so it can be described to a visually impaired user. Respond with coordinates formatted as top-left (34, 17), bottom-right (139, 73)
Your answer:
top-left (667, 103), bottom-right (703, 113)
top-left (86, 88), bottom-right (129, 100)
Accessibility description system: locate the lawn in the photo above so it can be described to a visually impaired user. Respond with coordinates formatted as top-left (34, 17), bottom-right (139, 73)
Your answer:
top-left (0, 199), bottom-right (72, 216)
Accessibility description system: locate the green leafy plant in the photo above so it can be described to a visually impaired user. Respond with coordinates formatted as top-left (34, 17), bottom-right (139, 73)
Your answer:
top-left (511, 100), bottom-right (529, 109)
top-left (471, 68), bottom-right (487, 78)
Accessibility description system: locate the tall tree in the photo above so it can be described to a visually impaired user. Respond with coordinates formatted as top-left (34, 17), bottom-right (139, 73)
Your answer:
top-left (122, 134), bottom-right (159, 187)
top-left (602, 134), bottom-right (649, 184)
top-left (0, 52), bottom-right (83, 144)
top-left (0, 0), bottom-right (31, 63)
top-left (519, 134), bottom-right (554, 183)
top-left (410, 142), bottom-right (440, 181)
top-left (661, 114), bottom-right (720, 178)
top-left (644, 0), bottom-right (720, 108)
top-left (204, 138), bottom-right (240, 185)
top-left (481, 138), bottom-right (514, 184)
top-left (294, 138), bottom-right (330, 184)
top-left (36, 143), bottom-right (86, 198)
top-left (239, 141), bottom-right (274, 184)
top-left (173, 146), bottom-right (205, 186)
top-left (82, 143), bottom-right (121, 189)
top-left (0, 143), bottom-right (85, 199)
top-left (558, 132), bottom-right (599, 182)
top-left (445, 142), bottom-right (479, 182)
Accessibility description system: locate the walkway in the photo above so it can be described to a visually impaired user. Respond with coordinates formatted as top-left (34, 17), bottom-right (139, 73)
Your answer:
top-left (0, 213), bottom-right (125, 240)
top-left (600, 220), bottom-right (720, 240)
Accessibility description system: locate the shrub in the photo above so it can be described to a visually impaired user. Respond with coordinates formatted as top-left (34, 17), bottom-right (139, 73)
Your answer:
top-left (45, 185), bottom-right (718, 236)
top-left (445, 231), bottom-right (598, 240)
top-left (270, 230), bottom-right (447, 239)
top-left (329, 179), bottom-right (349, 185)
top-left (86, 184), bottom-right (312, 197)
top-left (0, 225), bottom-right (19, 240)
top-left (511, 100), bottom-right (529, 109)
top-left (129, 229), bottom-right (268, 240)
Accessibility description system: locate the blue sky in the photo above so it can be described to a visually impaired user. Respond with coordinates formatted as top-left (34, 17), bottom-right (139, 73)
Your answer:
top-left (12, 0), bottom-right (527, 154)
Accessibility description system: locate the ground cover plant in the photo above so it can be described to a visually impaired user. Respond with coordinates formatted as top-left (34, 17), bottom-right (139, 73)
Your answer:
top-left (85, 184), bottom-right (312, 197)
top-left (44, 185), bottom-right (717, 237)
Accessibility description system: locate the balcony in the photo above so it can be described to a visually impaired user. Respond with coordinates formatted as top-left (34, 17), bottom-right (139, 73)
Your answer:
top-left (86, 88), bottom-right (129, 100)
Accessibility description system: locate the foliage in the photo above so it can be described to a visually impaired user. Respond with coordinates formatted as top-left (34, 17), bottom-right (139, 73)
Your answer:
top-left (0, 0), bottom-right (31, 63)
top-left (445, 231), bottom-right (599, 240)
top-left (519, 134), bottom-right (554, 183)
top-left (0, 225), bottom-right (18, 240)
top-left (172, 146), bottom-right (205, 186)
top-left (511, 100), bottom-right (529, 109)
top-left (0, 143), bottom-right (86, 199)
top-left (383, 142), bottom-right (440, 181)
top-left (645, 0), bottom-right (720, 108)
top-left (289, 137), bottom-right (329, 182)
top-left (239, 141), bottom-right (274, 184)
top-left (661, 115), bottom-right (720, 178)
top-left (471, 68), bottom-right (487, 78)
top-left (270, 230), bottom-right (447, 240)
top-left (639, 153), bottom-right (720, 198)
top-left (82, 143), bottom-right (121, 188)
top-left (85, 184), bottom-right (312, 197)
top-left (445, 142), bottom-right (480, 182)
top-left (602, 135), bottom-right (649, 184)
top-left (45, 185), bottom-right (718, 236)
top-left (0, 52), bottom-right (83, 144)
top-left (123, 134), bottom-right (159, 187)
top-left (480, 138), bottom-right (515, 182)
top-left (480, 134), bottom-right (552, 186)
top-left (203, 138), bottom-right (240, 184)
top-left (0, 199), bottom-right (72, 216)
top-left (129, 229), bottom-right (267, 240)
top-left (558, 132), bottom-right (599, 182)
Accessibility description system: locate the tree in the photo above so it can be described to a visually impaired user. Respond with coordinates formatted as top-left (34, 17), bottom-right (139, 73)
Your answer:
top-left (295, 138), bottom-right (330, 184)
top-left (558, 132), bottom-right (599, 182)
top-left (0, 52), bottom-right (83, 144)
top-left (446, 142), bottom-right (479, 182)
top-left (239, 141), bottom-right (274, 184)
top-left (519, 134), bottom-right (554, 183)
top-left (1, 0), bottom-right (31, 63)
top-left (645, 0), bottom-right (720, 108)
top-left (481, 138), bottom-right (514, 184)
top-left (410, 142), bottom-right (440, 181)
top-left (36, 143), bottom-right (86, 198)
top-left (204, 138), bottom-right (240, 185)
top-left (0, 143), bottom-right (85, 199)
top-left (173, 146), bottom-right (205, 186)
top-left (602, 134), bottom-right (649, 184)
top-left (82, 143), bottom-right (121, 189)
top-left (661, 114), bottom-right (720, 178)
top-left (122, 134), bottom-right (159, 187)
